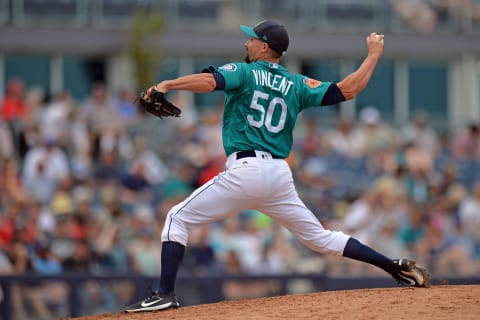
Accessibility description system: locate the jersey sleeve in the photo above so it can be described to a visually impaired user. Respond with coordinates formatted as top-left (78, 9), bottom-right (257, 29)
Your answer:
top-left (298, 76), bottom-right (332, 110)
top-left (207, 63), bottom-right (246, 91)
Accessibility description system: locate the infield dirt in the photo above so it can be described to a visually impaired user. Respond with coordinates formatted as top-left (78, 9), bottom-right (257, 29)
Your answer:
top-left (67, 284), bottom-right (480, 320)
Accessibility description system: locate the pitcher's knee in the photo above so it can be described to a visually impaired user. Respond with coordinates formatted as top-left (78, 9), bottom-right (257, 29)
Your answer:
top-left (303, 230), bottom-right (350, 256)
top-left (161, 214), bottom-right (189, 246)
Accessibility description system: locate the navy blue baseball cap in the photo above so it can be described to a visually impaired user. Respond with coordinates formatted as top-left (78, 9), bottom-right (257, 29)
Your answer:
top-left (240, 20), bottom-right (289, 55)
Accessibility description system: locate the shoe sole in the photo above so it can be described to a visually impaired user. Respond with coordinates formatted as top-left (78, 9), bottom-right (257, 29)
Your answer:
top-left (416, 266), bottom-right (431, 288)
top-left (124, 302), bottom-right (180, 313)
top-left (406, 260), bottom-right (431, 288)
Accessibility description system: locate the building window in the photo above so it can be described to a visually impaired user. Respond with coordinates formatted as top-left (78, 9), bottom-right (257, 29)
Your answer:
top-left (355, 60), bottom-right (394, 123)
top-left (5, 54), bottom-right (50, 94)
top-left (408, 62), bottom-right (448, 131)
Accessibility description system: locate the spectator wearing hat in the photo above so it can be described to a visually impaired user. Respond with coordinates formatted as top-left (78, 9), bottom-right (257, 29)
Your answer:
top-left (353, 106), bottom-right (400, 156)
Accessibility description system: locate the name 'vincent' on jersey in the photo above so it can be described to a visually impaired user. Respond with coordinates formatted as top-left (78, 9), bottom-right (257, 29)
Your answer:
top-left (251, 69), bottom-right (294, 96)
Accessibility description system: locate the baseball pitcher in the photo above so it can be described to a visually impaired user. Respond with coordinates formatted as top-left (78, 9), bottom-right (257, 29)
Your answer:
top-left (125, 20), bottom-right (430, 313)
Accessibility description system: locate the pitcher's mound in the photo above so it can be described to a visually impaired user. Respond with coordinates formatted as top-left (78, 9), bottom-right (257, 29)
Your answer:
top-left (68, 284), bottom-right (480, 320)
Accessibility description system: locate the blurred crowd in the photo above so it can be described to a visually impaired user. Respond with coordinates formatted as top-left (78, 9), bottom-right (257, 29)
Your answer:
top-left (390, 0), bottom-right (480, 33)
top-left (1, 77), bottom-right (480, 318)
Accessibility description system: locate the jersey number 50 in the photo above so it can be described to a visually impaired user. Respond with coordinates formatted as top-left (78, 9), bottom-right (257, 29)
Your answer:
top-left (247, 90), bottom-right (287, 133)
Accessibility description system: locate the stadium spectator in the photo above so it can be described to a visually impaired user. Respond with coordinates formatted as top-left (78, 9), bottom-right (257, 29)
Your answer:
top-left (451, 123), bottom-right (480, 160)
top-left (0, 157), bottom-right (29, 206)
top-left (197, 106), bottom-right (224, 160)
top-left (113, 87), bottom-right (140, 126)
top-left (16, 120), bottom-right (42, 162)
top-left (341, 190), bottom-right (378, 245)
top-left (369, 218), bottom-right (409, 275)
top-left (1, 78), bottom-right (28, 123)
top-left (430, 0), bottom-right (480, 23)
top-left (92, 149), bottom-right (124, 188)
top-left (40, 90), bottom-right (74, 148)
top-left (0, 121), bottom-right (14, 159)
top-left (24, 86), bottom-right (45, 121)
top-left (18, 87), bottom-right (45, 160)
top-left (119, 160), bottom-right (154, 209)
top-left (0, 206), bottom-right (19, 252)
top-left (183, 225), bottom-right (220, 276)
top-left (172, 93), bottom-right (200, 132)
top-left (5, 237), bottom-right (31, 320)
top-left (401, 111), bottom-right (439, 157)
top-left (353, 106), bottom-right (400, 156)
top-left (126, 135), bottom-right (168, 187)
top-left (80, 82), bottom-right (122, 160)
top-left (295, 117), bottom-right (322, 159)
top-left (62, 239), bottom-right (94, 273)
top-left (128, 222), bottom-right (162, 275)
top-left (459, 183), bottom-right (480, 261)
top-left (403, 161), bottom-right (432, 204)
top-left (1, 78), bottom-right (29, 158)
top-left (294, 124), bottom-right (337, 203)
top-left (390, 0), bottom-right (438, 33)
top-left (28, 239), bottom-right (67, 319)
top-left (61, 238), bottom-right (118, 313)
top-left (398, 203), bottom-right (428, 259)
top-left (422, 190), bottom-right (474, 276)
top-left (72, 184), bottom-right (94, 213)
top-left (22, 135), bottom-right (70, 204)
top-left (326, 118), bottom-right (364, 158)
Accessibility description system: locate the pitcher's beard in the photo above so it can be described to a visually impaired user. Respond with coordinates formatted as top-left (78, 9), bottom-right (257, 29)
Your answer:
top-left (245, 55), bottom-right (251, 63)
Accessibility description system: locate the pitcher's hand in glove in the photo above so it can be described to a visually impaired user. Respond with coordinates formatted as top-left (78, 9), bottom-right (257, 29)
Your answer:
top-left (137, 87), bottom-right (181, 119)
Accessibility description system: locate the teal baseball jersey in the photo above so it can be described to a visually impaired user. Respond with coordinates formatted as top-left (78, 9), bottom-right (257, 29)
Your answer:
top-left (210, 61), bottom-right (332, 158)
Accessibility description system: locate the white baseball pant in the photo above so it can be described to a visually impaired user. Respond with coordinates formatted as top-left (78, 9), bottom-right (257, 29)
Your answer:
top-left (161, 150), bottom-right (350, 256)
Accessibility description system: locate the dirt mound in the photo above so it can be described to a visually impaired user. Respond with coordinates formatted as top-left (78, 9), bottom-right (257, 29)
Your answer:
top-left (68, 285), bottom-right (480, 320)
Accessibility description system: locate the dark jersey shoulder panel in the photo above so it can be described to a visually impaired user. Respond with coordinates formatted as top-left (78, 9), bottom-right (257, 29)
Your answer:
top-left (321, 83), bottom-right (346, 106)
top-left (203, 67), bottom-right (226, 91)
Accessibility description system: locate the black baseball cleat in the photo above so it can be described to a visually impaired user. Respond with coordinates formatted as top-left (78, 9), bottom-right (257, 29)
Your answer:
top-left (124, 291), bottom-right (180, 312)
top-left (392, 258), bottom-right (431, 288)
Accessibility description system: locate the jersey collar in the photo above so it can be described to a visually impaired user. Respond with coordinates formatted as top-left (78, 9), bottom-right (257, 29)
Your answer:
top-left (256, 60), bottom-right (286, 71)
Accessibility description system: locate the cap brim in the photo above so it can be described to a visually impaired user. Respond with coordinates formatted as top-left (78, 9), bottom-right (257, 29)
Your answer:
top-left (240, 25), bottom-right (258, 39)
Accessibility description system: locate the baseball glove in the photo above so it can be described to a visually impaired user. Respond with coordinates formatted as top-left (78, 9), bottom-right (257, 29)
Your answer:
top-left (137, 88), bottom-right (181, 119)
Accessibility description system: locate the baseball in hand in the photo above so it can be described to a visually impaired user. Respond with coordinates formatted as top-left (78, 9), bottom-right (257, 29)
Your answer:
top-left (375, 34), bottom-right (384, 45)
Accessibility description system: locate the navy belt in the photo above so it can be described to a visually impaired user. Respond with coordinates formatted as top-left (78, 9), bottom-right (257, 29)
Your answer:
top-left (236, 150), bottom-right (282, 160)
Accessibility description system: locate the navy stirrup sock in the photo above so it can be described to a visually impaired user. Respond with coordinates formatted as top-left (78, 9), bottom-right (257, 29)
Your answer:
top-left (342, 237), bottom-right (396, 276)
top-left (159, 241), bottom-right (185, 294)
